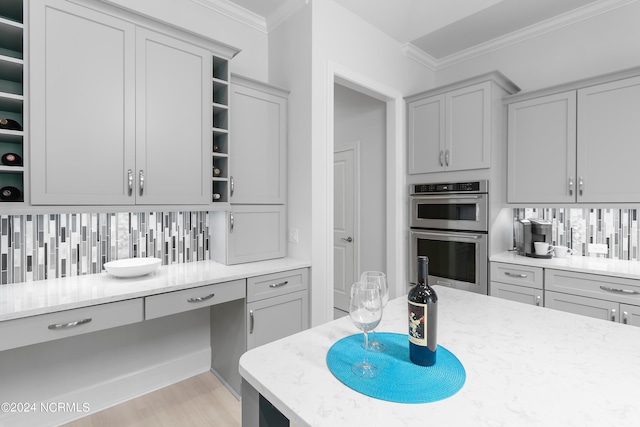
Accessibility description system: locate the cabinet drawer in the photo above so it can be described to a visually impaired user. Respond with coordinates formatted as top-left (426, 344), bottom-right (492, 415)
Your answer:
top-left (545, 269), bottom-right (640, 305)
top-left (545, 290), bottom-right (617, 322)
top-left (145, 279), bottom-right (245, 320)
top-left (247, 268), bottom-right (309, 303)
top-left (490, 262), bottom-right (543, 289)
top-left (0, 298), bottom-right (143, 352)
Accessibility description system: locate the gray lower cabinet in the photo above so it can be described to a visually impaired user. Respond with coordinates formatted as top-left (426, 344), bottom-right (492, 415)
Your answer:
top-left (490, 262), bottom-right (543, 307)
top-left (545, 269), bottom-right (640, 327)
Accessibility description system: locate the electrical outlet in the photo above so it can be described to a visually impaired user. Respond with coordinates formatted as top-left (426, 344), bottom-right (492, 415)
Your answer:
top-left (588, 243), bottom-right (608, 254)
top-left (288, 228), bottom-right (299, 244)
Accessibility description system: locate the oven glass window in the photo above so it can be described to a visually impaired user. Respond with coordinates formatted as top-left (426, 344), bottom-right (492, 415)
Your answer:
top-left (417, 204), bottom-right (477, 221)
top-left (416, 238), bottom-right (476, 283)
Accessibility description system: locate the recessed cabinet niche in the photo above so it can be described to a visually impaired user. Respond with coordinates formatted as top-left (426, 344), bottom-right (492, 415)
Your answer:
top-left (29, 0), bottom-right (236, 206)
top-left (506, 69), bottom-right (640, 204)
top-left (0, 0), bottom-right (24, 203)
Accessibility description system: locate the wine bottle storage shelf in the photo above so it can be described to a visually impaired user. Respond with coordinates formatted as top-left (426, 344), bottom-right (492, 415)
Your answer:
top-left (213, 180), bottom-right (228, 203)
top-left (0, 139), bottom-right (22, 159)
top-left (213, 157), bottom-right (228, 179)
top-left (213, 80), bottom-right (228, 105)
top-left (211, 54), bottom-right (229, 205)
top-left (0, 169), bottom-right (23, 202)
top-left (213, 105), bottom-right (228, 130)
top-left (213, 132), bottom-right (228, 155)
top-left (0, 0), bottom-right (23, 23)
top-left (212, 56), bottom-right (228, 82)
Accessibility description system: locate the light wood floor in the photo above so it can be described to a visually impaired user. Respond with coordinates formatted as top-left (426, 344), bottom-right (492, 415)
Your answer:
top-left (63, 372), bottom-right (241, 427)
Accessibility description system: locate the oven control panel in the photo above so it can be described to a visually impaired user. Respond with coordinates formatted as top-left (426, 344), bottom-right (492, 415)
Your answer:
top-left (413, 180), bottom-right (487, 194)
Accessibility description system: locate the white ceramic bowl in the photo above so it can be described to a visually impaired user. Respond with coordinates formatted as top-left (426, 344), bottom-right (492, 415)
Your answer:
top-left (104, 257), bottom-right (161, 278)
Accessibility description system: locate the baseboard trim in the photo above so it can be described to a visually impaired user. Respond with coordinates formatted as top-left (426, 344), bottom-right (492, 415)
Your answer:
top-left (2, 348), bottom-right (212, 427)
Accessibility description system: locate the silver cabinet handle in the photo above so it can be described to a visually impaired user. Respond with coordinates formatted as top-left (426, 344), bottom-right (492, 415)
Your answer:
top-left (249, 310), bottom-right (254, 334)
top-left (341, 237), bottom-right (353, 243)
top-left (48, 318), bottom-right (92, 330)
top-left (269, 281), bottom-right (288, 288)
top-left (578, 176), bottom-right (584, 196)
top-left (535, 295), bottom-right (541, 306)
top-left (599, 285), bottom-right (640, 295)
top-left (611, 308), bottom-right (617, 322)
top-left (439, 150), bottom-right (444, 167)
top-left (187, 293), bottom-right (215, 303)
top-left (505, 272), bottom-right (527, 278)
top-left (139, 170), bottom-right (145, 196)
top-left (568, 176), bottom-right (574, 196)
top-left (444, 149), bottom-right (450, 167)
top-left (128, 169), bottom-right (133, 196)
top-left (230, 176), bottom-right (234, 197)
top-left (229, 212), bottom-right (234, 232)
top-left (623, 311), bottom-right (629, 325)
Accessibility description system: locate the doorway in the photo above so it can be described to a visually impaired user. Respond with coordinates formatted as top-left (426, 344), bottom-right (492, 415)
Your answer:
top-left (333, 83), bottom-right (386, 319)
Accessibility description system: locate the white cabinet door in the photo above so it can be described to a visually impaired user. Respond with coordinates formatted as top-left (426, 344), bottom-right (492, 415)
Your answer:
top-left (211, 205), bottom-right (286, 265)
top-left (507, 91), bottom-right (577, 203)
top-left (446, 81), bottom-right (491, 172)
top-left (246, 290), bottom-right (308, 350)
top-left (135, 29), bottom-right (210, 205)
top-left (577, 75), bottom-right (640, 203)
top-left (230, 76), bottom-right (287, 204)
top-left (545, 290), bottom-right (618, 322)
top-left (407, 94), bottom-right (444, 174)
top-left (30, 0), bottom-right (136, 205)
top-left (490, 281), bottom-right (543, 307)
top-left (620, 304), bottom-right (640, 327)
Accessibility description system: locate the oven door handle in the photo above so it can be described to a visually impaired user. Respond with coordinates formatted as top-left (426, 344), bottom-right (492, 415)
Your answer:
top-left (419, 231), bottom-right (481, 240)
top-left (411, 195), bottom-right (483, 200)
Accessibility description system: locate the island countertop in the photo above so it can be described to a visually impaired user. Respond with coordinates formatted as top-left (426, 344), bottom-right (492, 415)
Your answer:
top-left (239, 286), bottom-right (640, 426)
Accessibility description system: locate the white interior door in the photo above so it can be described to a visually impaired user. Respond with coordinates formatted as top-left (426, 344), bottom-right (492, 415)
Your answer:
top-left (334, 145), bottom-right (358, 313)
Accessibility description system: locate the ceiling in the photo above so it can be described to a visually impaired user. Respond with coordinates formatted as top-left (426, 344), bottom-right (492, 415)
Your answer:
top-left (225, 0), bottom-right (601, 61)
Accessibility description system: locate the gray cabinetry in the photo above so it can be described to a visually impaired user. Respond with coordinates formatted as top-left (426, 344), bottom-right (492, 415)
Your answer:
top-left (506, 69), bottom-right (640, 204)
top-left (490, 262), bottom-right (543, 307)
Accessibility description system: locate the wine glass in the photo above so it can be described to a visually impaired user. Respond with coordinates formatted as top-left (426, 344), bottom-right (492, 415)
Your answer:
top-left (349, 281), bottom-right (383, 378)
top-left (359, 271), bottom-right (388, 352)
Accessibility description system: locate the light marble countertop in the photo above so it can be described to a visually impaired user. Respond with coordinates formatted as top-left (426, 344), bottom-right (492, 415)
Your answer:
top-left (491, 251), bottom-right (640, 280)
top-left (0, 258), bottom-right (310, 322)
top-left (240, 286), bottom-right (640, 427)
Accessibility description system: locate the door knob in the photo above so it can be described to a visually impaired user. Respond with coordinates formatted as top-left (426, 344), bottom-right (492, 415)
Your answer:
top-left (341, 237), bottom-right (353, 243)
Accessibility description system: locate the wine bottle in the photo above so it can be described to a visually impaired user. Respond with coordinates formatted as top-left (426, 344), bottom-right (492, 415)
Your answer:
top-left (1, 153), bottom-right (23, 166)
top-left (213, 165), bottom-right (221, 176)
top-left (0, 186), bottom-right (21, 201)
top-left (0, 118), bottom-right (22, 131)
top-left (212, 193), bottom-right (221, 200)
top-left (408, 256), bottom-right (438, 366)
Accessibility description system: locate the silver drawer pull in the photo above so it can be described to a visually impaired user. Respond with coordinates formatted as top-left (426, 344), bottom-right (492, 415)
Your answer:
top-left (611, 308), bottom-right (617, 322)
top-left (535, 295), bottom-right (541, 306)
top-left (505, 272), bottom-right (527, 278)
top-left (48, 318), bottom-right (92, 330)
top-left (249, 310), bottom-right (254, 334)
top-left (187, 293), bottom-right (215, 303)
top-left (269, 281), bottom-right (289, 288)
top-left (599, 286), bottom-right (640, 295)
top-left (623, 311), bottom-right (629, 325)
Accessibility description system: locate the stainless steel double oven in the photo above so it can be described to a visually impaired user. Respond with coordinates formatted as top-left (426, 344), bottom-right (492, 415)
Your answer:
top-left (409, 180), bottom-right (488, 294)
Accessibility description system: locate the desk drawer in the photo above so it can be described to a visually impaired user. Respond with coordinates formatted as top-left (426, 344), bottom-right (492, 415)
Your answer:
top-left (491, 262), bottom-right (543, 289)
top-left (145, 279), bottom-right (245, 320)
top-left (247, 268), bottom-right (309, 302)
top-left (0, 298), bottom-right (143, 352)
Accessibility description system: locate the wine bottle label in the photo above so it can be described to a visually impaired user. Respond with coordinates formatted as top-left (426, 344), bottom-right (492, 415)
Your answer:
top-left (408, 301), bottom-right (428, 346)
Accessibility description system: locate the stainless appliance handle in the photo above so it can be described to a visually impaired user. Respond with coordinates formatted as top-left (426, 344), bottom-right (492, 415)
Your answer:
top-left (419, 231), bottom-right (480, 240)
top-left (48, 318), bottom-right (92, 330)
top-left (412, 195), bottom-right (482, 200)
top-left (599, 285), bottom-right (640, 295)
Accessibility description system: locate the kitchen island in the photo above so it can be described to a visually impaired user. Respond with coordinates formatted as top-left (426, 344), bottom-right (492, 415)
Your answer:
top-left (239, 286), bottom-right (640, 426)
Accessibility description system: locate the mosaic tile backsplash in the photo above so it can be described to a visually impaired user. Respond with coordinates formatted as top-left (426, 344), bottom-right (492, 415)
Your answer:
top-left (0, 212), bottom-right (211, 285)
top-left (515, 208), bottom-right (639, 261)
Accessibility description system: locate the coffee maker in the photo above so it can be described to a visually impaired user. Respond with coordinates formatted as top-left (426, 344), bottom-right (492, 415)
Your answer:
top-left (515, 218), bottom-right (553, 258)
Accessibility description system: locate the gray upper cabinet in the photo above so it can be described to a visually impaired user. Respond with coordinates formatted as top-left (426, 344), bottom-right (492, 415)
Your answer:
top-left (506, 70), bottom-right (640, 204)
top-left (407, 73), bottom-right (518, 175)
top-left (229, 75), bottom-right (287, 204)
top-left (30, 0), bottom-right (215, 206)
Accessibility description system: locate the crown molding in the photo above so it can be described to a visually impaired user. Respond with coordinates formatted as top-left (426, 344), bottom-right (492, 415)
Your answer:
top-left (267, 0), bottom-right (308, 32)
top-left (402, 43), bottom-right (438, 71)
top-left (406, 0), bottom-right (638, 71)
top-left (191, 0), bottom-right (267, 33)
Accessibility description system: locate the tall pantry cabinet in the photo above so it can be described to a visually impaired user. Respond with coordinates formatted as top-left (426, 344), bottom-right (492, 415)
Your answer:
top-left (29, 0), bottom-right (236, 206)
top-left (212, 76), bottom-right (288, 264)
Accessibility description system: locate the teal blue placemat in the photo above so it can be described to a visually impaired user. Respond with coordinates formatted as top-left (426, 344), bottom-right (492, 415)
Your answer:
top-left (326, 332), bottom-right (465, 403)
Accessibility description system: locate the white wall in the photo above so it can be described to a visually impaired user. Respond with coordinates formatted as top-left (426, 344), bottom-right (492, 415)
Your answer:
top-left (334, 84), bottom-right (386, 274)
top-left (435, 1), bottom-right (640, 92)
top-left (102, 0), bottom-right (269, 80)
